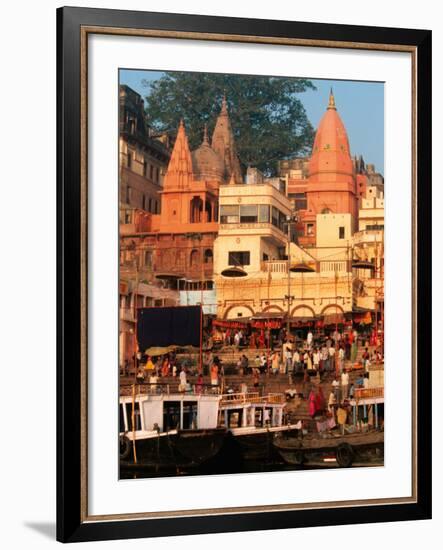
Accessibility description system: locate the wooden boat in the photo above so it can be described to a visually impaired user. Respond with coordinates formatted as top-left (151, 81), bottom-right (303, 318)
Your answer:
top-left (273, 429), bottom-right (384, 467)
top-left (119, 390), bottom-right (226, 470)
top-left (218, 392), bottom-right (301, 461)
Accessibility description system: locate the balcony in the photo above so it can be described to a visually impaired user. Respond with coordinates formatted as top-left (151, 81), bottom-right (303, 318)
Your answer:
top-left (260, 259), bottom-right (317, 274)
top-left (353, 229), bottom-right (383, 246)
top-left (219, 221), bottom-right (287, 244)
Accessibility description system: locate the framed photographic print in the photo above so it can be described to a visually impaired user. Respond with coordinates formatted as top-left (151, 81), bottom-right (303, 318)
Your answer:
top-left (57, 6), bottom-right (432, 543)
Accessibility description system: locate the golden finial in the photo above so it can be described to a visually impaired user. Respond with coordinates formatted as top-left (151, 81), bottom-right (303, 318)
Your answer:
top-left (328, 88), bottom-right (336, 110)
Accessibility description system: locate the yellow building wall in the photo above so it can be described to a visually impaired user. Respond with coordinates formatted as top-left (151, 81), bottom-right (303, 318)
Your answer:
top-left (316, 213), bottom-right (353, 247)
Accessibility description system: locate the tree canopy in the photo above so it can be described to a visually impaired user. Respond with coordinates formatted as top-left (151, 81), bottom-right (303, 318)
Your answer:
top-left (143, 72), bottom-right (316, 176)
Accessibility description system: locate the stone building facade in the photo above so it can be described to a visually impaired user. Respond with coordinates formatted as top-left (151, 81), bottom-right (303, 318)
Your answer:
top-left (119, 85), bottom-right (170, 217)
top-left (119, 96), bottom-right (244, 364)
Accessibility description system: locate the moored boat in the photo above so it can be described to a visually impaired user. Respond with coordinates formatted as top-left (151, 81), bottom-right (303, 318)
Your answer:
top-left (119, 387), bottom-right (226, 471)
top-left (218, 391), bottom-right (301, 461)
top-left (273, 429), bottom-right (384, 467)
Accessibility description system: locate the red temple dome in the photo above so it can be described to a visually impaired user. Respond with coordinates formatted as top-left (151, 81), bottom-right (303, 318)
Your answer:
top-left (308, 90), bottom-right (354, 183)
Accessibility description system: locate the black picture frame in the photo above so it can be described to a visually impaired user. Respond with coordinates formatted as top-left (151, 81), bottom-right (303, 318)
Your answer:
top-left (57, 6), bottom-right (432, 543)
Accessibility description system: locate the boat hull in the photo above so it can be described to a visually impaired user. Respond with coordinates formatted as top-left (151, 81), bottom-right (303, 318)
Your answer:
top-left (273, 430), bottom-right (384, 468)
top-left (120, 428), bottom-right (227, 471)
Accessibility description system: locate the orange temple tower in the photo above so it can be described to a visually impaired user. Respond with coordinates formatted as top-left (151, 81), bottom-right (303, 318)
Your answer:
top-left (302, 90), bottom-right (358, 242)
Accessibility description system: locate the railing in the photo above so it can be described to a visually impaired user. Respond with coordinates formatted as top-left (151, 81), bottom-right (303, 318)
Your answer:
top-left (220, 391), bottom-right (285, 407)
top-left (120, 381), bottom-right (222, 396)
top-left (220, 221), bottom-right (286, 237)
top-left (353, 229), bottom-right (383, 246)
top-left (319, 260), bottom-right (348, 273)
top-left (261, 259), bottom-right (317, 274)
top-left (354, 387), bottom-right (384, 399)
top-left (261, 260), bottom-right (288, 273)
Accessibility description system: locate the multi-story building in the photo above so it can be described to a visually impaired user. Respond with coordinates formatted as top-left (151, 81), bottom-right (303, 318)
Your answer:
top-left (119, 85), bottom-right (170, 216)
top-left (213, 91), bottom-right (383, 331)
top-left (213, 179), bottom-right (353, 324)
top-left (353, 185), bottom-right (385, 320)
top-left (119, 96), bottom-right (243, 364)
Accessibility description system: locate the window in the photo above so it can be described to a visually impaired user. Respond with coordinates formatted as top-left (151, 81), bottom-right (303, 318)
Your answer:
top-left (263, 253), bottom-right (269, 261)
top-left (271, 206), bottom-right (279, 228)
top-left (240, 204), bottom-right (258, 223)
top-left (154, 201), bottom-right (158, 214)
top-left (204, 249), bottom-right (213, 263)
top-left (125, 402), bottom-right (141, 431)
top-left (125, 186), bottom-right (131, 204)
top-left (307, 223), bottom-right (314, 236)
top-left (143, 159), bottom-right (148, 177)
top-left (220, 205), bottom-right (239, 223)
top-left (150, 164), bottom-right (154, 179)
top-left (279, 210), bottom-right (287, 231)
top-left (270, 206), bottom-right (286, 231)
top-left (228, 251), bottom-right (250, 266)
top-left (148, 198), bottom-right (152, 212)
top-left (182, 402), bottom-right (198, 429)
top-left (339, 226), bottom-right (345, 239)
top-left (259, 204), bottom-right (270, 223)
top-left (127, 151), bottom-right (132, 168)
top-left (294, 193), bottom-right (307, 210)
top-left (155, 167), bottom-right (160, 182)
top-left (366, 224), bottom-right (384, 230)
top-left (163, 402), bottom-right (181, 431)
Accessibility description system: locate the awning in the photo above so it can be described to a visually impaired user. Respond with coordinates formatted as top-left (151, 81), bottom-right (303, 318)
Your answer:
top-left (212, 318), bottom-right (249, 329)
top-left (251, 312), bottom-right (284, 320)
top-left (323, 313), bottom-right (346, 325)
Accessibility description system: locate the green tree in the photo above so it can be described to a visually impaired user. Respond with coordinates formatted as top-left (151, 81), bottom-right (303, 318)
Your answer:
top-left (143, 72), bottom-right (315, 176)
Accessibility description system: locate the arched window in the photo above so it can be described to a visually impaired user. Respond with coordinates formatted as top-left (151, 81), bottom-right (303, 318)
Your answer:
top-left (204, 249), bottom-right (213, 264)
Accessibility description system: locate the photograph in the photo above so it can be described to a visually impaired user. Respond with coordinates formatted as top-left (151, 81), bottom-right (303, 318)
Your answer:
top-left (118, 69), bottom-right (385, 479)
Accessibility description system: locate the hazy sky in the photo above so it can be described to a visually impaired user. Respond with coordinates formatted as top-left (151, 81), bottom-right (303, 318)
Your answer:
top-left (120, 69), bottom-right (384, 175)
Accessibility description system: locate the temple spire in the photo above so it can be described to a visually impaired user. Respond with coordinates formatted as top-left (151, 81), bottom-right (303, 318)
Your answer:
top-left (328, 88), bottom-right (336, 110)
top-left (211, 94), bottom-right (243, 183)
top-left (163, 119), bottom-right (193, 189)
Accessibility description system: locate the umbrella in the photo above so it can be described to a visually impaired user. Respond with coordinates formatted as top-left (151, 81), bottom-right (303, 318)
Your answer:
top-left (144, 345), bottom-right (177, 356)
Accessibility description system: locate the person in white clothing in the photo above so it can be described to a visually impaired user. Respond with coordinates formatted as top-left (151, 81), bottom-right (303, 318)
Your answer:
top-left (179, 368), bottom-right (187, 391)
top-left (307, 331), bottom-right (313, 349)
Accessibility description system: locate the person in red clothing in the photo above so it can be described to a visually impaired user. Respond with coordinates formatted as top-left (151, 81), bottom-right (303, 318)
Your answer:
top-left (315, 386), bottom-right (326, 415)
top-left (308, 389), bottom-right (317, 418)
